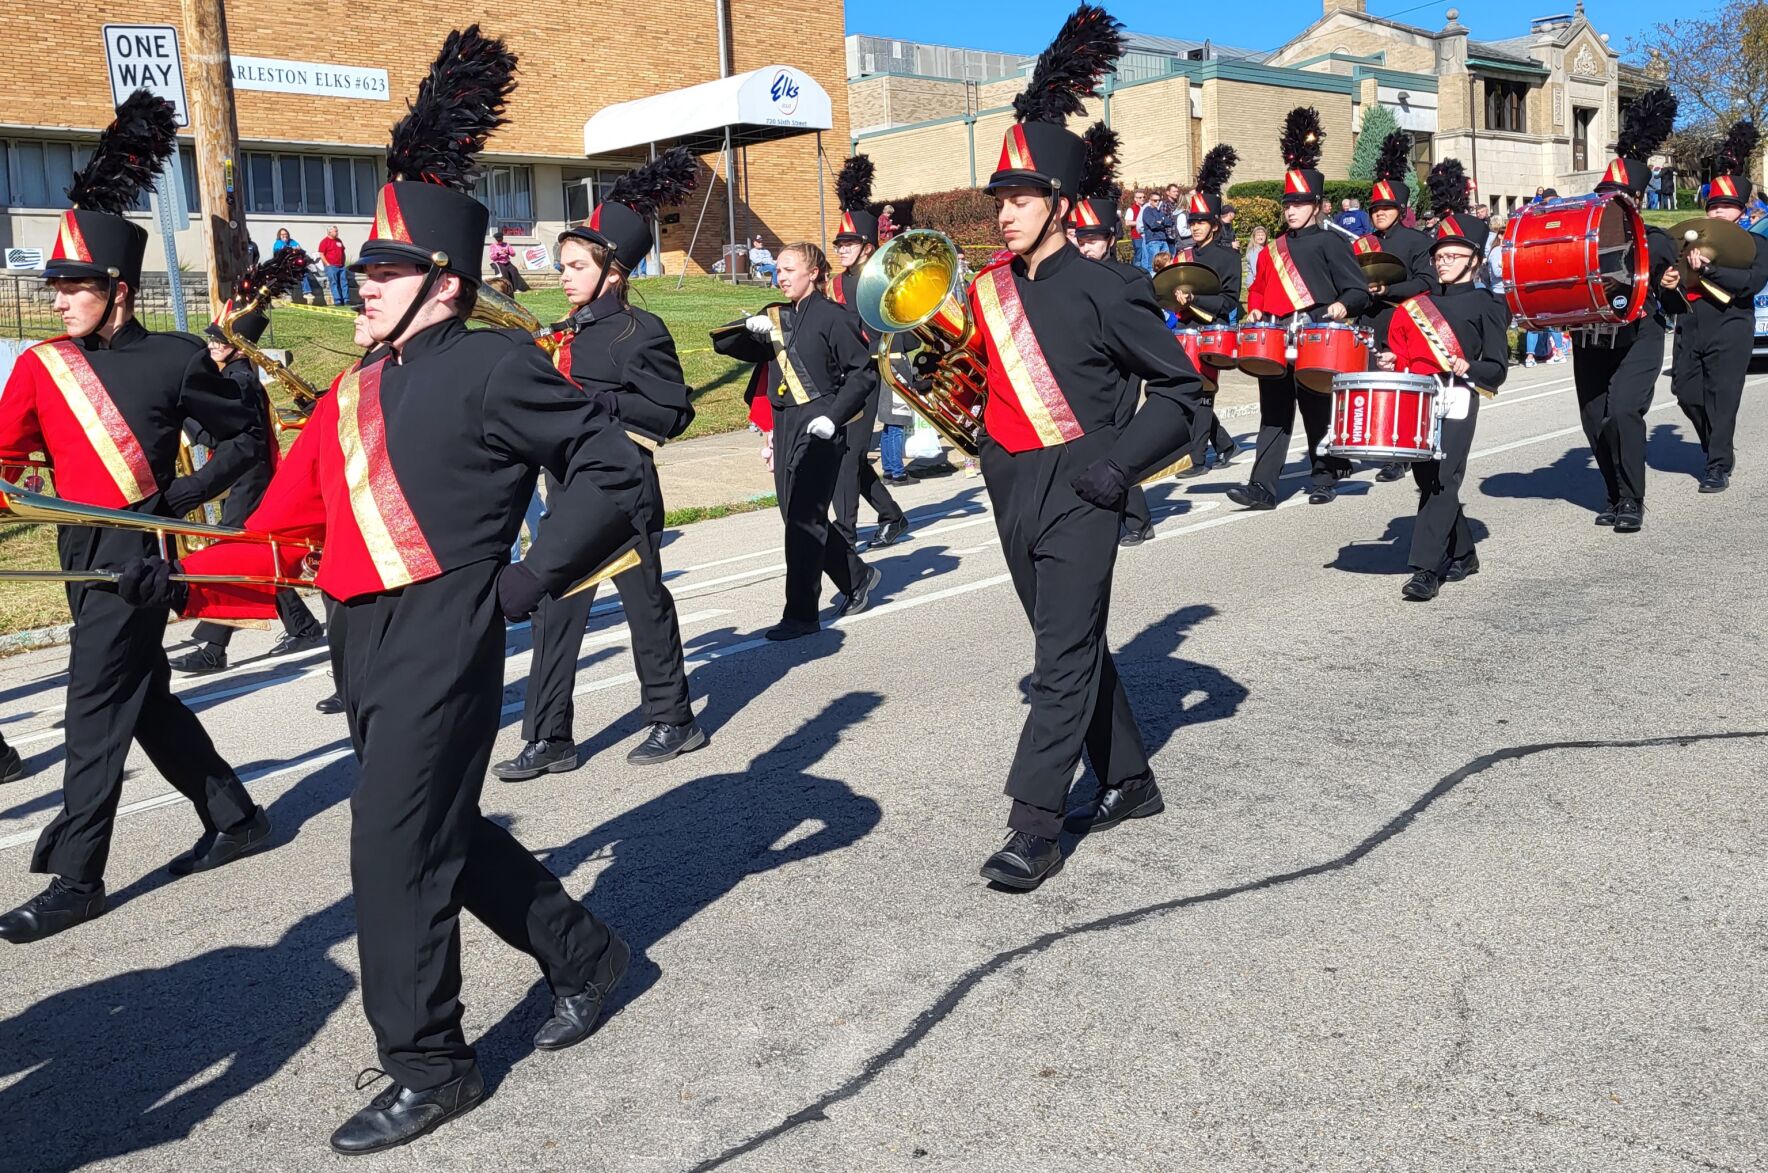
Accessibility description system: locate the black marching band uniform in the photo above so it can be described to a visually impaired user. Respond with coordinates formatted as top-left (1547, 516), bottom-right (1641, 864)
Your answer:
top-left (0, 93), bottom-right (269, 944)
top-left (173, 251), bottom-right (329, 674)
top-left (1166, 145), bottom-right (1243, 482)
top-left (1672, 119), bottom-right (1768, 494)
top-left (119, 32), bottom-right (645, 1152)
top-left (1574, 88), bottom-right (1686, 533)
top-left (968, 5), bottom-right (1204, 890)
top-left (829, 154), bottom-right (909, 551)
top-left (1353, 130), bottom-right (1434, 484)
top-left (1380, 161), bottom-right (1510, 602)
top-left (1229, 107), bottom-right (1372, 510)
top-left (496, 148), bottom-right (705, 780)
top-left (713, 257), bottom-right (881, 640)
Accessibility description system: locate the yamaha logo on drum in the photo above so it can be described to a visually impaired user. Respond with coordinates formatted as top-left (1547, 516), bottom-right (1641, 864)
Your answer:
top-left (770, 69), bottom-right (800, 115)
top-left (1351, 394), bottom-right (1367, 442)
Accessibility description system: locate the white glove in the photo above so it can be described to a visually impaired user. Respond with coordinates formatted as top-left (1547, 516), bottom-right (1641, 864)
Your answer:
top-left (807, 416), bottom-right (836, 440)
top-left (745, 314), bottom-right (773, 337)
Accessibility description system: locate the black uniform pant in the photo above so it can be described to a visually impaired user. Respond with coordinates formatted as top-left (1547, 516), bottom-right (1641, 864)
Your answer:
top-left (983, 434), bottom-right (1151, 840)
top-left (832, 395), bottom-right (904, 548)
top-left (1409, 397), bottom-right (1480, 571)
top-left (1573, 322), bottom-right (1664, 505)
top-left (1249, 367), bottom-right (1350, 493)
top-left (1671, 310), bottom-right (1752, 476)
top-left (524, 458), bottom-right (692, 742)
top-left (32, 576), bottom-right (255, 884)
top-left (1183, 392), bottom-right (1236, 470)
top-left (192, 589), bottom-right (323, 648)
top-left (772, 403), bottom-right (866, 624)
top-left (333, 560), bottom-right (615, 1091)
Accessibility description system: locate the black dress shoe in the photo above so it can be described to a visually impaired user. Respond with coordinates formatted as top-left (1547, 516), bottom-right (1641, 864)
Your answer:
top-left (1307, 484), bottom-right (1338, 505)
top-left (884, 474), bottom-right (915, 486)
top-left (1118, 525), bottom-right (1154, 547)
top-left (837, 565), bottom-right (883, 617)
top-left (764, 618), bottom-right (821, 642)
top-left (1225, 483), bottom-right (1277, 511)
top-left (1066, 777), bottom-right (1164, 833)
top-left (1175, 460), bottom-right (1209, 478)
top-left (1699, 471), bottom-right (1730, 494)
top-left (0, 877), bottom-right (105, 944)
top-left (535, 933), bottom-right (631, 1051)
top-left (626, 720), bottom-right (706, 766)
top-left (268, 630), bottom-right (326, 657)
top-left (1614, 498), bottom-right (1644, 533)
top-left (329, 1066), bottom-right (485, 1155)
top-left (1442, 551), bottom-right (1481, 583)
top-left (979, 831), bottom-right (1064, 890)
top-left (493, 739), bottom-right (580, 782)
top-left (168, 807), bottom-right (272, 877)
top-left (1401, 570), bottom-right (1441, 601)
top-left (1375, 462), bottom-right (1407, 483)
top-left (316, 693), bottom-right (346, 715)
top-left (0, 745), bottom-right (24, 785)
top-left (1212, 445), bottom-right (1238, 468)
top-left (1594, 501), bottom-right (1618, 526)
top-left (169, 645), bottom-right (227, 675)
top-left (872, 517), bottom-right (908, 547)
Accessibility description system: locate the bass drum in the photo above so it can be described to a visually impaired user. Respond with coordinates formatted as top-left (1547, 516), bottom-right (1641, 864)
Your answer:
top-left (1499, 192), bottom-right (1648, 329)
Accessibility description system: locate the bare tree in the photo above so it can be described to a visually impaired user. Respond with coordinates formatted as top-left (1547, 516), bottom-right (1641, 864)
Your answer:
top-left (1629, 0), bottom-right (1768, 129)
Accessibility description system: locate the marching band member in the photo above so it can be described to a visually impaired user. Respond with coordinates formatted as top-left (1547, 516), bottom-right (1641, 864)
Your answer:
top-left (1228, 107), bottom-right (1371, 510)
top-left (0, 93), bottom-right (269, 945)
top-left (1169, 145), bottom-right (1243, 479)
top-left (1575, 87), bottom-right (1686, 533)
top-left (1356, 131), bottom-right (1434, 484)
top-left (113, 32), bottom-right (645, 1150)
top-left (1672, 119), bottom-right (1768, 494)
top-left (1376, 161), bottom-right (1509, 601)
top-left (968, 5), bottom-right (1203, 890)
top-left (829, 154), bottom-right (909, 552)
top-left (495, 149), bottom-right (705, 779)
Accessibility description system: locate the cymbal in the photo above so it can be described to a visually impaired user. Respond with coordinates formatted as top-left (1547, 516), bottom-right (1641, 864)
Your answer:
top-left (1354, 249), bottom-right (1407, 287)
top-left (1671, 216), bottom-right (1757, 270)
top-left (1153, 262), bottom-right (1221, 311)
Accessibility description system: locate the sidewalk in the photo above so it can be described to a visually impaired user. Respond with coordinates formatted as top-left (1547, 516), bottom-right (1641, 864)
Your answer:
top-left (653, 369), bottom-right (1264, 511)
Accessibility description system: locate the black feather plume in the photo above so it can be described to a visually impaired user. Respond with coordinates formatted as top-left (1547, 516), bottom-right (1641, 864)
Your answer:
top-left (835, 155), bottom-right (875, 212)
top-left (66, 90), bottom-right (177, 214)
top-left (385, 26), bottom-right (518, 190)
top-left (1615, 87), bottom-right (1677, 162)
top-left (1375, 130), bottom-right (1413, 182)
top-left (1193, 144), bottom-right (1238, 197)
top-left (1280, 107), bottom-right (1324, 170)
top-left (605, 146), bottom-right (699, 216)
top-left (1012, 4), bottom-right (1126, 125)
top-left (233, 248), bottom-right (312, 307)
top-left (1079, 122), bottom-right (1122, 200)
top-left (1717, 119), bottom-right (1760, 175)
top-left (1427, 159), bottom-right (1468, 213)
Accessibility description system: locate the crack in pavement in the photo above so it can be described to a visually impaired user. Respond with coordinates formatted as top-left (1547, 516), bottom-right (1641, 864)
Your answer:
top-left (689, 729), bottom-right (1768, 1172)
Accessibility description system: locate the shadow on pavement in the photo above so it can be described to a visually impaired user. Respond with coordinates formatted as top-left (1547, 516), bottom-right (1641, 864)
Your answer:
top-left (1326, 514), bottom-right (1492, 576)
top-left (1478, 446), bottom-right (1608, 513)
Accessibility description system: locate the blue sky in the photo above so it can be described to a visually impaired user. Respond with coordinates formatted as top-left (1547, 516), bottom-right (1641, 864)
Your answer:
top-left (843, 0), bottom-right (1707, 62)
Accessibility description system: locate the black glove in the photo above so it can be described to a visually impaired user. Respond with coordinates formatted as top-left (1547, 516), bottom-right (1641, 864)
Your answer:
top-left (114, 555), bottom-right (188, 612)
top-left (1070, 459), bottom-right (1129, 511)
top-left (161, 477), bottom-right (208, 519)
top-left (496, 561), bottom-right (546, 622)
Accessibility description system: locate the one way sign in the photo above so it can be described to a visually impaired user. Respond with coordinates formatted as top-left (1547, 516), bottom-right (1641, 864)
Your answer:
top-left (102, 24), bottom-right (190, 127)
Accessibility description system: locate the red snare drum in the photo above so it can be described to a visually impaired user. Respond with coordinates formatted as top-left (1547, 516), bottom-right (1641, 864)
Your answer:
top-left (1295, 323), bottom-right (1371, 393)
top-left (1500, 191), bottom-right (1648, 329)
top-left (1322, 373), bottom-right (1442, 463)
top-left (1198, 325), bottom-right (1239, 369)
top-left (1173, 328), bottom-right (1218, 394)
top-left (1236, 323), bottom-right (1289, 377)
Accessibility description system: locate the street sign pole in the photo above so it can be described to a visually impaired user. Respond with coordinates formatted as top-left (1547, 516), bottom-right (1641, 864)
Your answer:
top-left (153, 151), bottom-right (189, 332)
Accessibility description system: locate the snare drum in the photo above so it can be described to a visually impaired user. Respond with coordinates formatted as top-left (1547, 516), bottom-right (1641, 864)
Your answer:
top-left (1295, 322), bottom-right (1371, 393)
top-left (1235, 323), bottom-right (1289, 377)
top-left (1173, 328), bottom-right (1218, 394)
top-left (1500, 191), bottom-right (1648, 329)
top-left (1321, 372), bottom-right (1442, 463)
top-left (1198, 325), bottom-right (1239, 369)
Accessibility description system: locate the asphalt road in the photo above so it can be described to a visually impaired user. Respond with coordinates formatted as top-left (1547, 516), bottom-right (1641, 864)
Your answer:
top-left (0, 359), bottom-right (1764, 1173)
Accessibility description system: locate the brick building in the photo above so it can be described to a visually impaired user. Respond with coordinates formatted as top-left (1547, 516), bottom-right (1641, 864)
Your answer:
top-left (0, 3), bottom-right (850, 278)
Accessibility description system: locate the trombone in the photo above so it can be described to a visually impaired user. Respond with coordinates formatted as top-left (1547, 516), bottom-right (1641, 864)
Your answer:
top-left (472, 281), bottom-right (562, 357)
top-left (214, 290), bottom-right (324, 433)
top-left (0, 481), bottom-right (320, 589)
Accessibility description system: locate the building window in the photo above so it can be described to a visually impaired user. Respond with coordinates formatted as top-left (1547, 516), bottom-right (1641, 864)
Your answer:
top-left (1409, 132), bottom-right (1433, 171)
top-left (1484, 80), bottom-right (1528, 133)
top-left (474, 165), bottom-right (533, 233)
top-left (2, 139), bottom-right (198, 212)
top-left (244, 151), bottom-right (380, 217)
top-left (561, 167), bottom-right (637, 226)
top-left (1572, 106), bottom-right (1596, 172)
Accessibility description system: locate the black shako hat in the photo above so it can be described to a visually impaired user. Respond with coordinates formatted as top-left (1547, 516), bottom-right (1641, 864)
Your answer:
top-left (1367, 130), bottom-right (1413, 211)
top-left (1068, 122), bottom-right (1122, 237)
top-left (45, 90), bottom-right (177, 287)
top-left (834, 155), bottom-right (879, 244)
top-left (560, 147), bottom-right (698, 270)
top-left (1596, 87), bottom-right (1676, 198)
top-left (1706, 119), bottom-right (1759, 209)
top-left (206, 246), bottom-right (312, 343)
top-left (1185, 144), bottom-right (1238, 222)
top-left (1425, 159), bottom-right (1482, 256)
top-left (985, 4), bottom-right (1125, 200)
top-left (1279, 107), bottom-right (1327, 205)
top-left (353, 26), bottom-right (515, 284)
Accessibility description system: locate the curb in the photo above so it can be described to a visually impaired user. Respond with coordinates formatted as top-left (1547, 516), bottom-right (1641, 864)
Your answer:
top-left (0, 623), bottom-right (72, 656)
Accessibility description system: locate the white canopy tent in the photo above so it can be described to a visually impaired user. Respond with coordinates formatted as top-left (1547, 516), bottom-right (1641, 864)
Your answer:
top-left (582, 65), bottom-right (835, 281)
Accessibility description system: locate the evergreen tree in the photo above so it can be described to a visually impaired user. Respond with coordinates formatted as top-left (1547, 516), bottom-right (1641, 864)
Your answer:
top-left (1351, 105), bottom-right (1401, 180)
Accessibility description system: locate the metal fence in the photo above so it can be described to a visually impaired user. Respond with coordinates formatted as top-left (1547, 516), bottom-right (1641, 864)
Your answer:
top-left (0, 272), bottom-right (214, 340)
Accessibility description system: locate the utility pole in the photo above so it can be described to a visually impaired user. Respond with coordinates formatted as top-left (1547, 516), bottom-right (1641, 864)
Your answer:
top-left (180, 0), bottom-right (249, 317)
